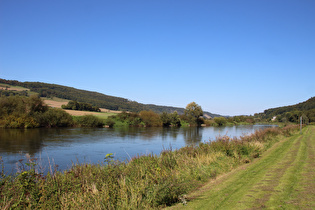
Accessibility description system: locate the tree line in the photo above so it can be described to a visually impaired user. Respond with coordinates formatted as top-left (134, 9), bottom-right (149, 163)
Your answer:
top-left (255, 97), bottom-right (315, 124)
top-left (61, 100), bottom-right (101, 112)
top-left (0, 94), bottom-right (261, 129)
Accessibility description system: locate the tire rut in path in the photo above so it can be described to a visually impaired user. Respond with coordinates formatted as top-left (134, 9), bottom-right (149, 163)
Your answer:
top-left (169, 127), bottom-right (315, 210)
top-left (224, 132), bottom-right (303, 209)
top-left (245, 131), bottom-right (305, 209)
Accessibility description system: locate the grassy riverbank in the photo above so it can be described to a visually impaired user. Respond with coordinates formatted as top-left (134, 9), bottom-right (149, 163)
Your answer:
top-left (0, 125), bottom-right (301, 209)
top-left (169, 125), bottom-right (315, 209)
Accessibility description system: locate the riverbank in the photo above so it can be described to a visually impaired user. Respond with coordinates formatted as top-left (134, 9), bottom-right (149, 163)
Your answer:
top-left (0, 125), bottom-right (300, 209)
top-left (168, 125), bottom-right (314, 209)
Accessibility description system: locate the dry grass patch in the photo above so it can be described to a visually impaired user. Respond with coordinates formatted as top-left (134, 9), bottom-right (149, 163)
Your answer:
top-left (43, 99), bottom-right (68, 108)
top-left (43, 99), bottom-right (119, 118)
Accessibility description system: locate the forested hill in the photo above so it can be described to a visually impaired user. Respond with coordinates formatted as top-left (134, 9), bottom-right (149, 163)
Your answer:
top-left (262, 97), bottom-right (315, 119)
top-left (0, 78), bottom-right (220, 117)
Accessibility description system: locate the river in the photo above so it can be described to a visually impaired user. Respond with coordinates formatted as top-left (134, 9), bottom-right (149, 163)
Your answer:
top-left (0, 125), bottom-right (276, 174)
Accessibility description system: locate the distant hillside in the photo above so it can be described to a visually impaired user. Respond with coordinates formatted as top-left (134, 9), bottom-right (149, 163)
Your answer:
top-left (0, 78), bottom-right (221, 118)
top-left (263, 97), bottom-right (315, 118)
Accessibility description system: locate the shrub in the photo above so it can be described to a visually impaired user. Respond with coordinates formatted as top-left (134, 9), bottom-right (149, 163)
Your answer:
top-left (75, 115), bottom-right (104, 127)
top-left (104, 118), bottom-right (116, 127)
top-left (213, 117), bottom-right (227, 126)
top-left (34, 108), bottom-right (74, 127)
top-left (139, 110), bottom-right (162, 127)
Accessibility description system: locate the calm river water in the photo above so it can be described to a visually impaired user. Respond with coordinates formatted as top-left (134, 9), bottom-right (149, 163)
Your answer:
top-left (0, 125), bottom-right (276, 174)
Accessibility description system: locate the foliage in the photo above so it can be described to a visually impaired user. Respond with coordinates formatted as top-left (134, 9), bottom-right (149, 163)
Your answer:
top-left (139, 110), bottom-right (162, 127)
top-left (226, 115), bottom-right (255, 124)
top-left (34, 108), bottom-right (74, 127)
top-left (62, 100), bottom-right (100, 112)
top-left (105, 112), bottom-right (142, 127)
top-left (0, 95), bottom-right (73, 128)
top-left (273, 109), bottom-right (315, 124)
top-left (0, 89), bottom-right (28, 97)
top-left (105, 110), bottom-right (183, 128)
top-left (74, 115), bottom-right (104, 127)
top-left (184, 102), bottom-right (204, 126)
top-left (214, 117), bottom-right (228, 126)
top-left (0, 125), bottom-right (300, 209)
top-left (160, 111), bottom-right (181, 127)
top-left (256, 97), bottom-right (315, 122)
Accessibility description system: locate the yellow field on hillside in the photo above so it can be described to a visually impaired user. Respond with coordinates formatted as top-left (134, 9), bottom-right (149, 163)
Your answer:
top-left (43, 98), bottom-right (119, 118)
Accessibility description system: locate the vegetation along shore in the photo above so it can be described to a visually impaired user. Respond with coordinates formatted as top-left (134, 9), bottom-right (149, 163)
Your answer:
top-left (1, 93), bottom-right (314, 129)
top-left (1, 124), bottom-right (308, 209)
top-left (0, 94), bottom-right (256, 129)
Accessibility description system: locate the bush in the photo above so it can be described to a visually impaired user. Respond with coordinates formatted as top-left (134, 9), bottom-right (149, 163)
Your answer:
top-left (106, 112), bottom-right (143, 127)
top-left (214, 117), bottom-right (227, 126)
top-left (37, 108), bottom-right (74, 127)
top-left (75, 115), bottom-right (104, 127)
top-left (160, 111), bottom-right (181, 127)
top-left (139, 110), bottom-right (162, 127)
top-left (104, 118), bottom-right (116, 127)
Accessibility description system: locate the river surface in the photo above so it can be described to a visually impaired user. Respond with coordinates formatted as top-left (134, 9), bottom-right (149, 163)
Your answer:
top-left (0, 125), bottom-right (276, 174)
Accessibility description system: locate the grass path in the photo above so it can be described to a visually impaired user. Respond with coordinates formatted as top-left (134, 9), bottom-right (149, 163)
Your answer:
top-left (169, 126), bottom-right (315, 209)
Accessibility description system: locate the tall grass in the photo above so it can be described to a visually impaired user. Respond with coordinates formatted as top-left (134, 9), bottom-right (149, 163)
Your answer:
top-left (0, 125), bottom-right (299, 209)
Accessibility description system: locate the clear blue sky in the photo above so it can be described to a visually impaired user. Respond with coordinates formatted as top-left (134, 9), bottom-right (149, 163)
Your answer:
top-left (1, 0), bottom-right (314, 116)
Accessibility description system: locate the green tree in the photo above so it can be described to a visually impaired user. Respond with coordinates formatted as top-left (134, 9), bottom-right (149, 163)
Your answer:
top-left (170, 111), bottom-right (181, 126)
top-left (214, 117), bottom-right (227, 126)
top-left (184, 102), bottom-right (203, 126)
top-left (160, 111), bottom-right (181, 127)
top-left (160, 112), bottom-right (171, 127)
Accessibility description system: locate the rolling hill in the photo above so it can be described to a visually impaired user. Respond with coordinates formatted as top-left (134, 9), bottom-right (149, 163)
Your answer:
top-left (0, 78), bottom-right (221, 118)
top-left (263, 97), bottom-right (315, 118)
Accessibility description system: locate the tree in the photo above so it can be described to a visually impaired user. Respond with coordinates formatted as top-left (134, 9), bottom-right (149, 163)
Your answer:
top-left (170, 111), bottom-right (181, 126)
top-left (160, 112), bottom-right (171, 127)
top-left (160, 111), bottom-right (181, 127)
top-left (184, 102), bottom-right (203, 126)
top-left (214, 117), bottom-right (227, 126)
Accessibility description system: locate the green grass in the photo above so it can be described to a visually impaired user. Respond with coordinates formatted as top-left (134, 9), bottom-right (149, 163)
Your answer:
top-left (168, 126), bottom-right (315, 209)
top-left (94, 112), bottom-right (117, 119)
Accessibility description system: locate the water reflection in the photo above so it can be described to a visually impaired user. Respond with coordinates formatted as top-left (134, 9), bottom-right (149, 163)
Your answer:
top-left (182, 127), bottom-right (202, 144)
top-left (0, 129), bottom-right (44, 155)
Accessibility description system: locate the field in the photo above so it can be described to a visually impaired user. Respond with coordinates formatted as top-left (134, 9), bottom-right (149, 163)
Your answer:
top-left (43, 98), bottom-right (119, 118)
top-left (0, 83), bottom-right (37, 95)
top-left (168, 126), bottom-right (315, 209)
top-left (0, 83), bottom-right (29, 91)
